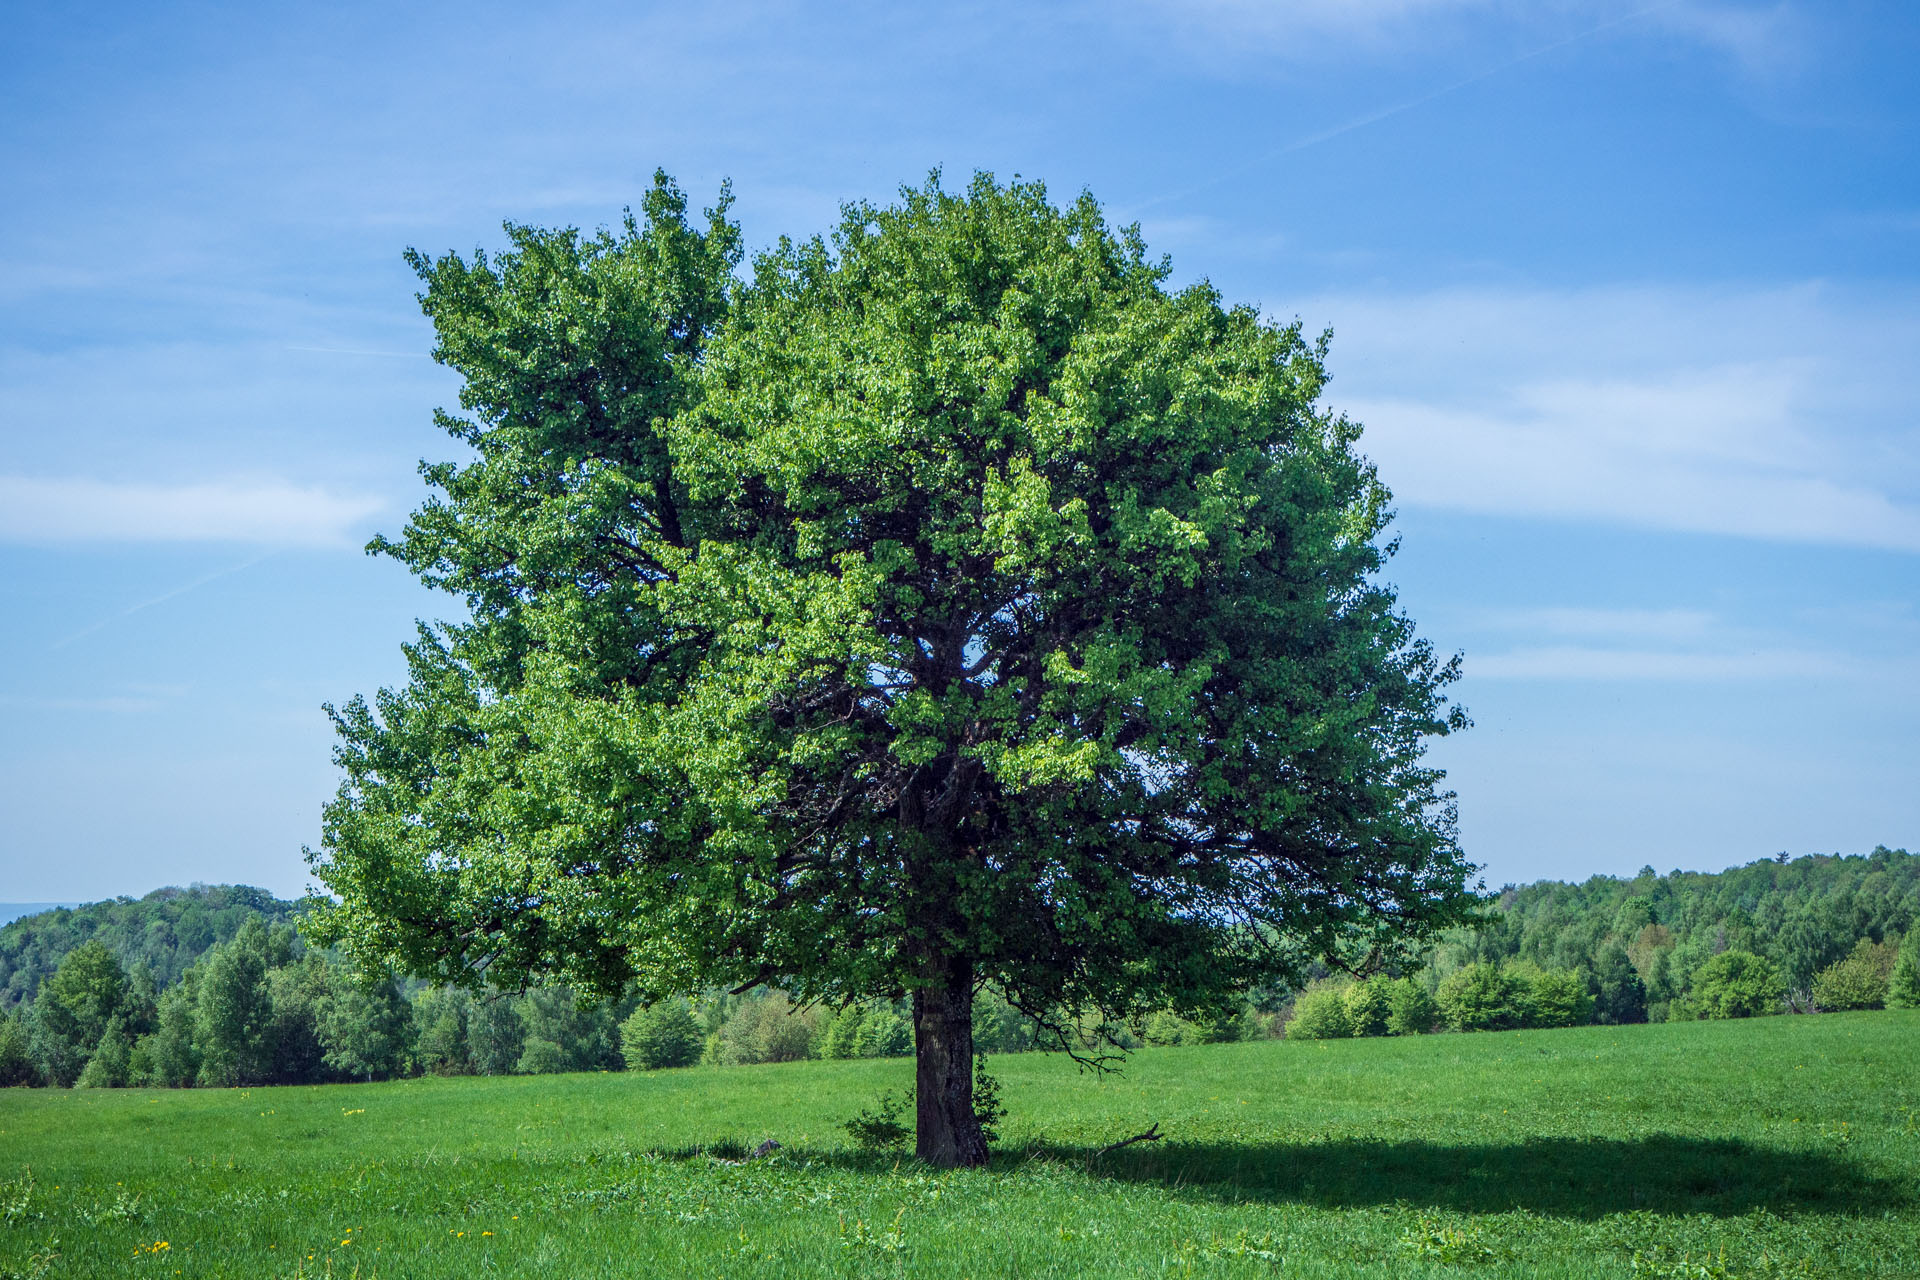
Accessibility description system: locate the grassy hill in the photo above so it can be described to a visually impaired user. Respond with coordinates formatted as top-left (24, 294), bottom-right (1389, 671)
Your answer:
top-left (2, 1012), bottom-right (1913, 1278)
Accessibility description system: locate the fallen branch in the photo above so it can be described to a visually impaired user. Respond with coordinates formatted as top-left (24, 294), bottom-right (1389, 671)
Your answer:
top-left (1091, 1123), bottom-right (1163, 1160)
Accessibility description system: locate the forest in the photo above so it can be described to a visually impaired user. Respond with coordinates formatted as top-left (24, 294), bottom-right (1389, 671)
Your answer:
top-left (2, 846), bottom-right (1915, 1089)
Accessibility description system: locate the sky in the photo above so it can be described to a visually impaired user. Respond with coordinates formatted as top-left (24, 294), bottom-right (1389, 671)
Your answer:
top-left (2, 0), bottom-right (1916, 903)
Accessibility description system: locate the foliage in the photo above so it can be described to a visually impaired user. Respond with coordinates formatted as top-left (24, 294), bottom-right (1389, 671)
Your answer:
top-left (1810, 937), bottom-right (1897, 1011)
top-left (971, 1053), bottom-right (1006, 1145)
top-left (1443, 847), bottom-right (1918, 1015)
top-left (0, 1015), bottom-right (36, 1087)
top-left (621, 999), bottom-right (704, 1070)
top-left (0, 885), bottom-right (301, 1011)
top-left (1436, 963), bottom-right (1531, 1031)
top-left (842, 1088), bottom-right (913, 1149)
top-left (1687, 951), bottom-right (1785, 1020)
top-left (1342, 975), bottom-right (1393, 1037)
top-left (1515, 963), bottom-right (1596, 1028)
top-left (717, 990), bottom-right (824, 1065)
top-left (1889, 930), bottom-right (1920, 1009)
top-left (1385, 977), bottom-right (1436, 1035)
top-left (308, 172), bottom-right (1477, 1165)
top-left (1283, 982), bottom-right (1353, 1040)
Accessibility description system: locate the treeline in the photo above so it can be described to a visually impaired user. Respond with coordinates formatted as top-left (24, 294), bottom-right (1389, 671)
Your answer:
top-left (5, 848), bottom-right (1917, 1085)
top-left (1285, 845), bottom-right (1920, 1038)
top-left (0, 912), bottom-right (1074, 1089)
top-left (0, 884), bottom-right (303, 1010)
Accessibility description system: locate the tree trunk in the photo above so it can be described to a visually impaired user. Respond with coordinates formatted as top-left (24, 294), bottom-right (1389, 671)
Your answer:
top-left (912, 969), bottom-right (988, 1168)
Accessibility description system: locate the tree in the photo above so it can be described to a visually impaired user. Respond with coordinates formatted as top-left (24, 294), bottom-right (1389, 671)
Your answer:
top-left (1688, 950), bottom-right (1784, 1019)
top-left (620, 999), bottom-right (703, 1070)
top-left (194, 919), bottom-right (277, 1086)
top-left (1889, 931), bottom-right (1920, 1010)
top-left (311, 172), bottom-right (1476, 1167)
top-left (1811, 937), bottom-right (1896, 1011)
top-left (1283, 983), bottom-right (1353, 1040)
top-left (318, 972), bottom-right (412, 1082)
top-left (1589, 942), bottom-right (1647, 1025)
top-left (1436, 963), bottom-right (1529, 1031)
top-left (1384, 977), bottom-right (1435, 1035)
top-left (1342, 976), bottom-right (1393, 1037)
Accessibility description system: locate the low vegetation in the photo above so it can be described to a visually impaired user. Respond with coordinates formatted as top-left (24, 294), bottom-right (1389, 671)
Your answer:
top-left (0, 1012), bottom-right (1913, 1277)
top-left (4, 848), bottom-right (1916, 1093)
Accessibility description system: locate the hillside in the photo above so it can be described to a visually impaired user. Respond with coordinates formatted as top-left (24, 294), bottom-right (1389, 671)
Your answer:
top-left (1437, 845), bottom-right (1919, 1015)
top-left (0, 883), bottom-right (303, 1009)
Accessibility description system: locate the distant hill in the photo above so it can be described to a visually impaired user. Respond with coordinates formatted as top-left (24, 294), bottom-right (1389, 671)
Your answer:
top-left (1438, 845), bottom-right (1918, 1015)
top-left (0, 884), bottom-right (306, 1009)
top-left (0, 904), bottom-right (78, 927)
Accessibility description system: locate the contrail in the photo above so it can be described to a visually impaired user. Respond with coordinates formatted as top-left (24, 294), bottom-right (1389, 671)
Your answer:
top-left (1131, 1), bottom-right (1686, 215)
top-left (52, 550), bottom-right (282, 650)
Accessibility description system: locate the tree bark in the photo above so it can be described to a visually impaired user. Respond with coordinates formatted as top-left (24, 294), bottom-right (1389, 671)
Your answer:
top-left (912, 966), bottom-right (988, 1168)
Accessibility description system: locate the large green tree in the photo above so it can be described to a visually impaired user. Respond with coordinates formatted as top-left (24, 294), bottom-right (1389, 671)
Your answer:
top-left (312, 172), bottom-right (1475, 1166)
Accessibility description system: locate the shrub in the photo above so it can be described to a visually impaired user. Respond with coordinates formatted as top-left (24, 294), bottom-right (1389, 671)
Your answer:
top-left (1385, 979), bottom-right (1436, 1035)
top-left (1343, 977), bottom-right (1393, 1037)
top-left (0, 1014), bottom-right (37, 1087)
top-left (817, 1004), bottom-right (867, 1059)
top-left (717, 990), bottom-right (823, 1064)
top-left (1889, 932), bottom-right (1920, 1010)
top-left (1521, 966), bottom-right (1594, 1028)
top-left (515, 1037), bottom-right (567, 1074)
top-left (1811, 938), bottom-right (1898, 1011)
top-left (1284, 983), bottom-right (1353, 1040)
top-left (852, 1006), bottom-right (911, 1058)
top-left (843, 1088), bottom-right (912, 1149)
top-left (620, 999), bottom-right (703, 1070)
top-left (75, 1019), bottom-right (132, 1088)
top-left (1436, 964), bottom-right (1529, 1032)
top-left (1688, 950), bottom-right (1784, 1019)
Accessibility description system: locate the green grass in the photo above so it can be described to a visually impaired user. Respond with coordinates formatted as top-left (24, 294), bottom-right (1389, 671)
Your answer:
top-left (2, 1013), bottom-right (1916, 1278)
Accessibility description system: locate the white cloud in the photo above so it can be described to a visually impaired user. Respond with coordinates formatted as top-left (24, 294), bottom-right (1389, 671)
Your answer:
top-left (1135, 0), bottom-right (1801, 69)
top-left (1296, 283), bottom-right (1920, 553)
top-left (0, 475), bottom-right (385, 546)
top-left (1471, 645), bottom-right (1848, 681)
top-left (1484, 606), bottom-right (1718, 642)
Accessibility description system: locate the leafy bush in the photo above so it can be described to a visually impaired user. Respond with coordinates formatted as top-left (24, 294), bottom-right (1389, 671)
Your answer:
top-left (1283, 983), bottom-right (1352, 1040)
top-left (1811, 938), bottom-right (1897, 1011)
top-left (717, 990), bottom-right (823, 1064)
top-left (620, 1000), bottom-right (703, 1070)
top-left (843, 1088), bottom-right (912, 1149)
top-left (515, 1037), bottom-right (567, 1074)
top-left (1385, 978), bottom-right (1436, 1035)
top-left (1688, 950), bottom-right (1784, 1019)
top-left (1889, 931), bottom-right (1920, 1009)
top-left (0, 1014), bottom-right (37, 1087)
top-left (852, 1006), bottom-right (911, 1058)
top-left (1436, 964), bottom-right (1530, 1031)
top-left (1343, 977), bottom-right (1393, 1037)
top-left (973, 1053), bottom-right (1005, 1144)
top-left (1517, 965), bottom-right (1594, 1028)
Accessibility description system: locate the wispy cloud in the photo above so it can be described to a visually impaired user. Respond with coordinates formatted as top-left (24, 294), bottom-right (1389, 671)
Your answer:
top-left (1471, 645), bottom-right (1849, 680)
top-left (1136, 0), bottom-right (1800, 70)
top-left (0, 476), bottom-right (385, 547)
top-left (1300, 283), bottom-right (1920, 553)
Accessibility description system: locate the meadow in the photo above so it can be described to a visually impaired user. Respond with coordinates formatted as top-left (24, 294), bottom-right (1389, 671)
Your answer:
top-left (1, 1012), bottom-right (1915, 1279)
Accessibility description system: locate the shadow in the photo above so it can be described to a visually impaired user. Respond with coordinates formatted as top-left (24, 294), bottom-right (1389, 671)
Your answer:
top-left (1020, 1134), bottom-right (1904, 1219)
top-left (636, 1134), bottom-right (1903, 1219)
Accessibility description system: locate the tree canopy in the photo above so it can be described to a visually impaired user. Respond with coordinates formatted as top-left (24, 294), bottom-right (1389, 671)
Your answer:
top-left (310, 171), bottom-right (1477, 1165)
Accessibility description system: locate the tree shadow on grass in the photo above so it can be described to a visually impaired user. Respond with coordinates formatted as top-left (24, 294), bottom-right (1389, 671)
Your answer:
top-left (1021, 1134), bottom-right (1904, 1219)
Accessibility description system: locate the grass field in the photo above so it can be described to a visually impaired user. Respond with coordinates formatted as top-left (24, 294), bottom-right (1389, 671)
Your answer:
top-left (1, 1012), bottom-right (1915, 1278)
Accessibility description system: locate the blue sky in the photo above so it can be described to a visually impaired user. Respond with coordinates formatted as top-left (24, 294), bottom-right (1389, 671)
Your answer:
top-left (2, 0), bottom-right (1915, 902)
